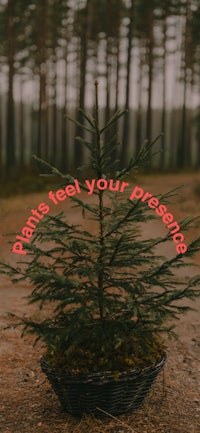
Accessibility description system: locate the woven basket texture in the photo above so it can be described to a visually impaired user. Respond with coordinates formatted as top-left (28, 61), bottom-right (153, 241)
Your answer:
top-left (40, 356), bottom-right (166, 417)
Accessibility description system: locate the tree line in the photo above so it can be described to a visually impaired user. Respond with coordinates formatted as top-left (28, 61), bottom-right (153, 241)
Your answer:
top-left (0, 0), bottom-right (200, 178)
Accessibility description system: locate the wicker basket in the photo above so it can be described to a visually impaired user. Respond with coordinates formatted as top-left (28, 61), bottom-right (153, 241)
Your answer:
top-left (40, 356), bottom-right (166, 417)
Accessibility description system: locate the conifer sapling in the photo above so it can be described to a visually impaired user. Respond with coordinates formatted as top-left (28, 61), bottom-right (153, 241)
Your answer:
top-left (1, 81), bottom-right (200, 374)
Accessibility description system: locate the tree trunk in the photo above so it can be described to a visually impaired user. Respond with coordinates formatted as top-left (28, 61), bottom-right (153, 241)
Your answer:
top-left (74, 0), bottom-right (91, 169)
top-left (105, 37), bottom-right (111, 127)
top-left (146, 6), bottom-right (154, 162)
top-left (36, 0), bottom-right (48, 159)
top-left (177, 0), bottom-right (192, 169)
top-left (19, 76), bottom-right (25, 167)
top-left (6, 0), bottom-right (15, 174)
top-left (61, 79), bottom-right (67, 172)
top-left (51, 0), bottom-right (58, 166)
top-left (135, 40), bottom-right (144, 157)
top-left (0, 92), bottom-right (2, 177)
top-left (160, 5), bottom-right (167, 170)
top-left (61, 44), bottom-right (69, 172)
top-left (121, 0), bottom-right (135, 167)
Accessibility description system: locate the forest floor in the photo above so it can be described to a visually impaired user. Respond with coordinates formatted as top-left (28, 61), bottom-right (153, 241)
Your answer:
top-left (0, 173), bottom-right (200, 433)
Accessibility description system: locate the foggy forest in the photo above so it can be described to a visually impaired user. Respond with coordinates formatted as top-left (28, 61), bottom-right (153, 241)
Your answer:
top-left (0, 0), bottom-right (200, 178)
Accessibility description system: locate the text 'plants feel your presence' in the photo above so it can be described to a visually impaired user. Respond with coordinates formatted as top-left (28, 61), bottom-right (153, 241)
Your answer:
top-left (12, 179), bottom-right (187, 256)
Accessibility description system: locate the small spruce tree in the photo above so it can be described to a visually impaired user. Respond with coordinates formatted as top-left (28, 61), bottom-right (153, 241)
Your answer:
top-left (1, 81), bottom-right (200, 373)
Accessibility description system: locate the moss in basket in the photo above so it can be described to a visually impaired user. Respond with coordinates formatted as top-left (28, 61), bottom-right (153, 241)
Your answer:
top-left (1, 81), bottom-right (200, 375)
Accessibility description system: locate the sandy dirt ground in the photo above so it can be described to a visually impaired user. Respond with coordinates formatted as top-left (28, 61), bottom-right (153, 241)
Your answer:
top-left (0, 173), bottom-right (200, 433)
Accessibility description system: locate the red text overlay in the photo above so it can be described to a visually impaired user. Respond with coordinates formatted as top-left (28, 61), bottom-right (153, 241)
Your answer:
top-left (12, 179), bottom-right (187, 255)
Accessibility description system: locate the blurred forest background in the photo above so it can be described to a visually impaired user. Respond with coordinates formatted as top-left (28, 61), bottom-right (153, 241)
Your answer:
top-left (0, 0), bottom-right (200, 183)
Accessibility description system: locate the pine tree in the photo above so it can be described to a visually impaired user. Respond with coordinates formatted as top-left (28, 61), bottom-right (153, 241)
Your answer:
top-left (1, 81), bottom-right (200, 374)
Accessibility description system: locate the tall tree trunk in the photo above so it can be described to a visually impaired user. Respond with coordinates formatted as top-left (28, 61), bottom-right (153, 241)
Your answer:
top-left (160, 5), bottom-right (167, 170)
top-left (36, 0), bottom-right (48, 159)
top-left (104, 39), bottom-right (113, 160)
top-left (113, 21), bottom-right (121, 165)
top-left (74, 0), bottom-right (91, 169)
top-left (121, 0), bottom-right (135, 167)
top-left (114, 36), bottom-right (120, 113)
top-left (177, 74), bottom-right (187, 168)
top-left (169, 17), bottom-right (182, 170)
top-left (37, 64), bottom-right (48, 158)
top-left (135, 40), bottom-right (144, 157)
top-left (105, 37), bottom-right (111, 127)
top-left (19, 76), bottom-right (25, 167)
top-left (61, 41), bottom-right (69, 172)
top-left (177, 0), bottom-right (192, 168)
top-left (6, 0), bottom-right (15, 174)
top-left (61, 66), bottom-right (68, 172)
top-left (0, 92), bottom-right (2, 178)
top-left (51, 69), bottom-right (57, 166)
top-left (51, 0), bottom-right (58, 166)
top-left (146, 6), bottom-right (154, 165)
